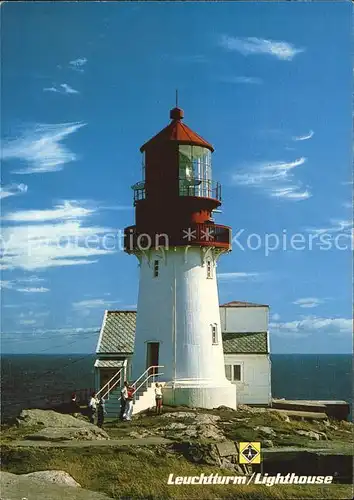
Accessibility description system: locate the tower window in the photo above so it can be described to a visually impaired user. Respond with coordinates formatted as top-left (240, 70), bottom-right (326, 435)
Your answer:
top-left (153, 260), bottom-right (159, 278)
top-left (211, 324), bottom-right (218, 345)
top-left (206, 259), bottom-right (213, 279)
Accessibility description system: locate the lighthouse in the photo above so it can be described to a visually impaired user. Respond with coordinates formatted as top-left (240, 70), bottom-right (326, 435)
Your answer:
top-left (124, 105), bottom-right (237, 409)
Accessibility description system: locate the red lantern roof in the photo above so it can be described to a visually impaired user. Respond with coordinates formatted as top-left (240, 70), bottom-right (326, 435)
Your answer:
top-left (140, 107), bottom-right (214, 152)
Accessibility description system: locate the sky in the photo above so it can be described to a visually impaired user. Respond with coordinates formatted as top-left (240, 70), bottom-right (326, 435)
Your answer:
top-left (1, 2), bottom-right (352, 355)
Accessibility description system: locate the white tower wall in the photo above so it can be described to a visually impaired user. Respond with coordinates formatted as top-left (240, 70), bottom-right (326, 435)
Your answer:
top-left (132, 246), bottom-right (236, 409)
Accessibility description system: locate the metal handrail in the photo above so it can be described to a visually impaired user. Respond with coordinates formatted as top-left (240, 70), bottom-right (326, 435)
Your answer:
top-left (131, 365), bottom-right (164, 391)
top-left (133, 372), bottom-right (164, 404)
top-left (96, 368), bottom-right (123, 400)
top-left (114, 371), bottom-right (165, 404)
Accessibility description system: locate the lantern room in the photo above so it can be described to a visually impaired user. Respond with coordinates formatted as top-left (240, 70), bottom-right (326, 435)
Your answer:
top-left (125, 106), bottom-right (231, 252)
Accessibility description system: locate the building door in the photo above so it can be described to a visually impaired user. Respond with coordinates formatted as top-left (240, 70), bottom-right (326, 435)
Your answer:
top-left (146, 342), bottom-right (160, 376)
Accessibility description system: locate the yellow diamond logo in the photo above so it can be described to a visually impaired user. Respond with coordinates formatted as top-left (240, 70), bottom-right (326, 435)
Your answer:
top-left (239, 442), bottom-right (261, 464)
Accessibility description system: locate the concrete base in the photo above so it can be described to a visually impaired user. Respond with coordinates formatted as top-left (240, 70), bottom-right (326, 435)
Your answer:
top-left (162, 380), bottom-right (237, 410)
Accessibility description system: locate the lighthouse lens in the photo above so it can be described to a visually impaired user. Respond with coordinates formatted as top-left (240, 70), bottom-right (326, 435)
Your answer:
top-left (179, 145), bottom-right (212, 197)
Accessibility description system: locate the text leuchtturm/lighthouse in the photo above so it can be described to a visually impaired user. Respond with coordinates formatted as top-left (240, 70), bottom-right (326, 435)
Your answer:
top-left (124, 105), bottom-right (237, 409)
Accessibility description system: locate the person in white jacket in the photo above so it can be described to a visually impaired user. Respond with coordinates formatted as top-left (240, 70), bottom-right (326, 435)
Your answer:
top-left (88, 392), bottom-right (99, 424)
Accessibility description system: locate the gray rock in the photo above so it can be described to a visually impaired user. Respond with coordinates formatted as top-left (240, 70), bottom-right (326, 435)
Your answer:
top-left (160, 411), bottom-right (196, 419)
top-left (22, 470), bottom-right (81, 487)
top-left (255, 426), bottom-right (277, 437)
top-left (162, 422), bottom-right (188, 431)
top-left (215, 441), bottom-right (238, 457)
top-left (216, 406), bottom-right (236, 412)
top-left (195, 414), bottom-right (220, 425)
top-left (0, 471), bottom-right (111, 500)
top-left (238, 405), bottom-right (266, 414)
top-left (186, 443), bottom-right (221, 465)
top-left (17, 409), bottom-right (92, 429)
top-left (197, 424), bottom-right (225, 441)
top-left (295, 429), bottom-right (327, 441)
top-left (26, 426), bottom-right (109, 442)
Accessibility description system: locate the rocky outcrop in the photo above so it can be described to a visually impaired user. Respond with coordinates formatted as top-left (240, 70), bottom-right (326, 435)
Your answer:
top-left (17, 409), bottom-right (92, 429)
top-left (295, 429), bottom-right (327, 441)
top-left (152, 412), bottom-right (225, 441)
top-left (16, 409), bottom-right (109, 442)
top-left (22, 470), bottom-right (81, 487)
top-left (179, 440), bottom-right (247, 474)
top-left (0, 471), bottom-right (112, 500)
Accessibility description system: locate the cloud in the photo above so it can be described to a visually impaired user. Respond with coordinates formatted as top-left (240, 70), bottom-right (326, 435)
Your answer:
top-left (271, 313), bottom-right (281, 321)
top-left (219, 35), bottom-right (304, 61)
top-left (2, 200), bottom-right (94, 222)
top-left (69, 58), bottom-right (87, 72)
top-left (1, 277), bottom-right (50, 293)
top-left (292, 130), bottom-right (314, 142)
top-left (219, 76), bottom-right (263, 85)
top-left (16, 287), bottom-right (50, 293)
top-left (306, 218), bottom-right (352, 235)
top-left (342, 202), bottom-right (352, 209)
top-left (1, 122), bottom-right (86, 174)
top-left (43, 83), bottom-right (79, 95)
top-left (217, 272), bottom-right (260, 281)
top-left (293, 297), bottom-right (324, 309)
top-left (270, 316), bottom-right (352, 337)
top-left (0, 183), bottom-right (28, 200)
top-left (232, 157), bottom-right (311, 201)
top-left (1, 200), bottom-right (116, 270)
top-left (43, 86), bottom-right (58, 93)
top-left (72, 298), bottom-right (120, 310)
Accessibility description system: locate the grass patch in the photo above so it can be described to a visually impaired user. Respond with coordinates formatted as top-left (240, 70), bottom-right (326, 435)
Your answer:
top-left (1, 445), bottom-right (352, 499)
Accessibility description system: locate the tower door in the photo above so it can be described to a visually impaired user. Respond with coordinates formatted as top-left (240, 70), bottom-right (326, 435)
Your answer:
top-left (146, 342), bottom-right (160, 376)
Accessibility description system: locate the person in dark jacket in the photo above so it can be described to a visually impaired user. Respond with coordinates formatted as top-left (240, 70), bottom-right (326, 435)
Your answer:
top-left (70, 393), bottom-right (80, 417)
top-left (120, 381), bottom-right (128, 421)
top-left (97, 398), bottom-right (106, 428)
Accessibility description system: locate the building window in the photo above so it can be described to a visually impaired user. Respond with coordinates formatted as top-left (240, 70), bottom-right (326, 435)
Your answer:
top-left (153, 260), bottom-right (159, 278)
top-left (233, 364), bottom-right (241, 381)
top-left (225, 364), bottom-right (242, 382)
top-left (206, 258), bottom-right (213, 279)
top-left (211, 324), bottom-right (218, 344)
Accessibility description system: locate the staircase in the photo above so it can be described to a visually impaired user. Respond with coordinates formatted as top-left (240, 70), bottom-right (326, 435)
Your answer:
top-left (96, 365), bottom-right (164, 419)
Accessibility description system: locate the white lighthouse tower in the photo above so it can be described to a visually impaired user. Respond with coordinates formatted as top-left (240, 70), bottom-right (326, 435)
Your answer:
top-left (125, 106), bottom-right (236, 409)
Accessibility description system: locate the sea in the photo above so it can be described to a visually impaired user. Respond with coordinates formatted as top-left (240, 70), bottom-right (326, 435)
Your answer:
top-left (0, 354), bottom-right (352, 422)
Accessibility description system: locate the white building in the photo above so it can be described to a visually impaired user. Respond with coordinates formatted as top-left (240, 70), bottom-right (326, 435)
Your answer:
top-left (220, 301), bottom-right (271, 406)
top-left (95, 301), bottom-right (271, 409)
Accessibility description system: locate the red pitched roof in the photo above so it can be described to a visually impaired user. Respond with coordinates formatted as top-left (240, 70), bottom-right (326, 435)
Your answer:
top-left (220, 301), bottom-right (269, 308)
top-left (140, 107), bottom-right (214, 152)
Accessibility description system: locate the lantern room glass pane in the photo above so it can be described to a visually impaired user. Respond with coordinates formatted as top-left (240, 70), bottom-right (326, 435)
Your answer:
top-left (179, 145), bottom-right (212, 197)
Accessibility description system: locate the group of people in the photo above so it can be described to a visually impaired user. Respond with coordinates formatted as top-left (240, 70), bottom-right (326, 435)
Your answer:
top-left (78, 380), bottom-right (163, 428)
top-left (120, 381), bottom-right (163, 420)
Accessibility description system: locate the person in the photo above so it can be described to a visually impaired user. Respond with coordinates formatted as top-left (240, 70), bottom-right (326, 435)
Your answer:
top-left (154, 382), bottom-right (163, 415)
top-left (120, 381), bottom-right (129, 421)
top-left (88, 392), bottom-right (99, 424)
top-left (123, 384), bottom-right (135, 421)
top-left (97, 398), bottom-right (106, 428)
top-left (70, 392), bottom-right (80, 417)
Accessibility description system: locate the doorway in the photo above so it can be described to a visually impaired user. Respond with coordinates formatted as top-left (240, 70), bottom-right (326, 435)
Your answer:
top-left (146, 342), bottom-right (160, 376)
